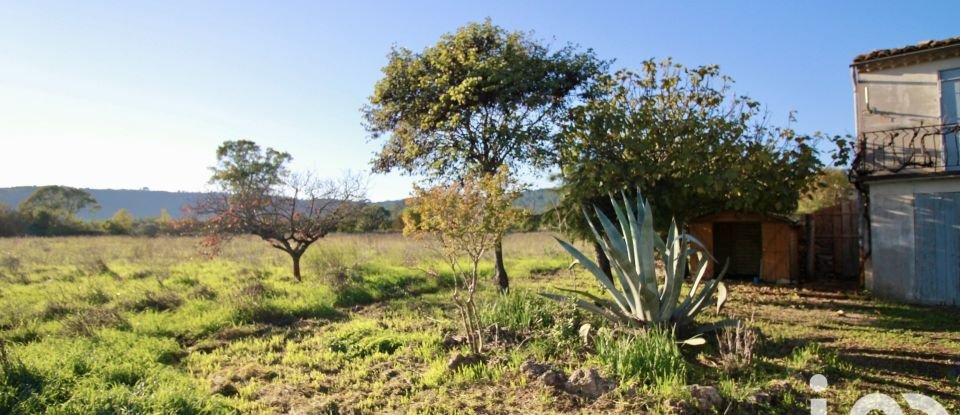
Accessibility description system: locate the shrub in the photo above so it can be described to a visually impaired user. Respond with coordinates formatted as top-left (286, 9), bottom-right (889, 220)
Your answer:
top-left (308, 245), bottom-right (365, 291)
top-left (594, 327), bottom-right (687, 389)
top-left (717, 317), bottom-right (758, 375)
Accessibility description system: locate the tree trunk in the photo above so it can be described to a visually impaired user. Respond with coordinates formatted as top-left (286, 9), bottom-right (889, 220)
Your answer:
top-left (593, 241), bottom-right (613, 287)
top-left (292, 253), bottom-right (302, 282)
top-left (494, 238), bottom-right (509, 292)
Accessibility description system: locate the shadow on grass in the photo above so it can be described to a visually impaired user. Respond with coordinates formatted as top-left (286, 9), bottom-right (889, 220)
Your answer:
top-left (235, 302), bottom-right (345, 326)
top-left (333, 270), bottom-right (455, 308)
top-left (732, 281), bottom-right (960, 333)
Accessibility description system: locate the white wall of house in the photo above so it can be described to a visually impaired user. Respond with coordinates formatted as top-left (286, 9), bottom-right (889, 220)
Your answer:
top-left (856, 56), bottom-right (960, 132)
top-left (856, 52), bottom-right (960, 305)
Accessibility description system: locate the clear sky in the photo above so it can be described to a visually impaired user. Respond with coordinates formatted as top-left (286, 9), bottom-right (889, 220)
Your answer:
top-left (0, 1), bottom-right (955, 201)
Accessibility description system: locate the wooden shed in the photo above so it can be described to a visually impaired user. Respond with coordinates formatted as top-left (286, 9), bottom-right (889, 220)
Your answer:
top-left (687, 212), bottom-right (801, 283)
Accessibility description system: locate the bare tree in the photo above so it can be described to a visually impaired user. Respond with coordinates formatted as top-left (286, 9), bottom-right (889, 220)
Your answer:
top-left (198, 140), bottom-right (366, 281)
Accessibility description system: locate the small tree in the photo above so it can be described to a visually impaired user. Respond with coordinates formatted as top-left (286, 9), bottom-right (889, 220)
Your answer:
top-left (796, 168), bottom-right (856, 214)
top-left (104, 208), bottom-right (135, 235)
top-left (403, 169), bottom-right (526, 354)
top-left (200, 140), bottom-right (366, 281)
top-left (155, 208), bottom-right (175, 235)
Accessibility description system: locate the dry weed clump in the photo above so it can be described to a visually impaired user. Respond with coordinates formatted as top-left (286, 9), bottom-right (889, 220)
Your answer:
top-left (62, 309), bottom-right (130, 336)
top-left (717, 317), bottom-right (758, 375)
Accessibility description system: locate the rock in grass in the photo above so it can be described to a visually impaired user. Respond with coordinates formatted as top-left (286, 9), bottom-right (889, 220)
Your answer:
top-left (746, 391), bottom-right (772, 405)
top-left (564, 367), bottom-right (614, 398)
top-left (687, 385), bottom-right (723, 412)
top-left (537, 369), bottom-right (567, 388)
top-left (441, 334), bottom-right (467, 349)
top-left (519, 360), bottom-right (567, 388)
top-left (446, 353), bottom-right (483, 371)
top-left (519, 360), bottom-right (550, 378)
top-left (210, 374), bottom-right (239, 397)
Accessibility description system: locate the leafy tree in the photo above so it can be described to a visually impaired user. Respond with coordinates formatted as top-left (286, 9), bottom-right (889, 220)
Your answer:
top-left (339, 205), bottom-right (393, 233)
top-left (363, 19), bottom-right (606, 291)
top-left (104, 208), bottom-right (135, 235)
top-left (403, 168), bottom-right (526, 353)
top-left (0, 204), bottom-right (23, 237)
top-left (796, 168), bottom-right (855, 214)
top-left (19, 186), bottom-right (99, 221)
top-left (557, 59), bottom-right (849, 275)
top-left (200, 140), bottom-right (365, 281)
top-left (19, 186), bottom-right (99, 236)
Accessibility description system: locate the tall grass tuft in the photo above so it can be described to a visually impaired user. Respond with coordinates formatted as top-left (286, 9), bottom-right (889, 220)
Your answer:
top-left (594, 327), bottom-right (687, 389)
top-left (479, 289), bottom-right (553, 333)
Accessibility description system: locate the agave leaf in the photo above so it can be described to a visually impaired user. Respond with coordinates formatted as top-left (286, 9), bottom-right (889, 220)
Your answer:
top-left (592, 205), bottom-right (641, 311)
top-left (554, 237), bottom-right (632, 315)
top-left (716, 282), bottom-right (728, 313)
top-left (556, 287), bottom-right (618, 307)
top-left (686, 234), bottom-right (719, 264)
top-left (659, 222), bottom-right (677, 310)
top-left (638, 198), bottom-right (659, 292)
top-left (540, 293), bottom-right (631, 325)
top-left (620, 191), bottom-right (640, 267)
top-left (621, 192), bottom-right (652, 314)
top-left (675, 252), bottom-right (709, 317)
top-left (663, 230), bottom-right (689, 319)
top-left (679, 336), bottom-right (707, 346)
top-left (685, 259), bottom-right (729, 320)
top-left (594, 206), bottom-right (629, 259)
top-left (609, 192), bottom-right (634, 262)
top-left (687, 251), bottom-right (708, 296)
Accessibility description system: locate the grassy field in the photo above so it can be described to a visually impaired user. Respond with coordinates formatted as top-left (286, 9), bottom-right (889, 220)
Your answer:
top-left (0, 233), bottom-right (957, 414)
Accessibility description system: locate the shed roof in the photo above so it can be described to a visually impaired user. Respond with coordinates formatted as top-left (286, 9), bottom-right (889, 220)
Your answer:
top-left (689, 211), bottom-right (799, 225)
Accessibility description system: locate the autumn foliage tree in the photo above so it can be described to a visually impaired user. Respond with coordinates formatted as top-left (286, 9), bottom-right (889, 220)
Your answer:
top-left (363, 19), bottom-right (605, 291)
top-left (403, 168), bottom-right (526, 354)
top-left (200, 140), bottom-right (366, 281)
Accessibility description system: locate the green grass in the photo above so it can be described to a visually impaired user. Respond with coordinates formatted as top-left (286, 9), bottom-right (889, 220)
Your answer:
top-left (0, 233), bottom-right (958, 414)
top-left (593, 328), bottom-right (687, 390)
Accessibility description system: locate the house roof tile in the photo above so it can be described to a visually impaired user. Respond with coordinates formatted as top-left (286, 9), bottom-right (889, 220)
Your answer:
top-left (853, 36), bottom-right (960, 64)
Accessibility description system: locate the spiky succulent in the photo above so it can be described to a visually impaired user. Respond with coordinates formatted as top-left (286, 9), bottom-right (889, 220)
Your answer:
top-left (545, 190), bottom-right (730, 334)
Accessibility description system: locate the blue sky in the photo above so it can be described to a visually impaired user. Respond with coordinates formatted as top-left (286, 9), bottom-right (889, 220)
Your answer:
top-left (0, 1), bottom-right (955, 201)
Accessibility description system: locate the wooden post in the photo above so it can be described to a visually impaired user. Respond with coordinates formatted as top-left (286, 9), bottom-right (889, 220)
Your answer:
top-left (805, 214), bottom-right (815, 285)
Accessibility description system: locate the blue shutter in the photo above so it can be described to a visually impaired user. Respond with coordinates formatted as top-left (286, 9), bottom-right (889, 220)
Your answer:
top-left (914, 192), bottom-right (960, 305)
top-left (941, 68), bottom-right (960, 169)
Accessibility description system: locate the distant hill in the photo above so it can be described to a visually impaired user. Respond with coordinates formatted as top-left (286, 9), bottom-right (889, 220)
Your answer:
top-left (0, 187), bottom-right (207, 220)
top-left (0, 187), bottom-right (560, 220)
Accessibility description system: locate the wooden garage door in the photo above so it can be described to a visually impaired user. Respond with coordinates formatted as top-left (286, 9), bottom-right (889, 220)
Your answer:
top-left (914, 193), bottom-right (960, 305)
top-left (713, 222), bottom-right (762, 277)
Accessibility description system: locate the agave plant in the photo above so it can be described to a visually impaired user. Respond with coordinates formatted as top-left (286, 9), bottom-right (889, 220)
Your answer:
top-left (545, 190), bottom-right (730, 334)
